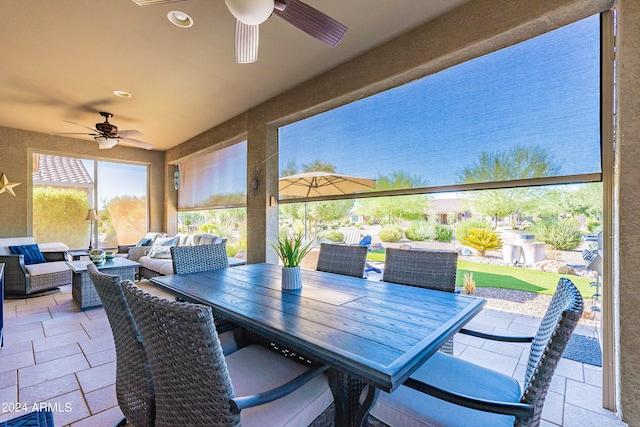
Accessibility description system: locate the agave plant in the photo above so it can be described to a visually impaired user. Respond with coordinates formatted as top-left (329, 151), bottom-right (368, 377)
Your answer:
top-left (269, 233), bottom-right (315, 267)
top-left (460, 228), bottom-right (502, 257)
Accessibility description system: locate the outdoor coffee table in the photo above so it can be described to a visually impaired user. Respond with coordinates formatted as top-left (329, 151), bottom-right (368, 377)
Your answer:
top-left (66, 257), bottom-right (140, 310)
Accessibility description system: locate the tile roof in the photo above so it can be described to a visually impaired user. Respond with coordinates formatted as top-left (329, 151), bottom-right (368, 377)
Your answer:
top-left (32, 154), bottom-right (93, 186)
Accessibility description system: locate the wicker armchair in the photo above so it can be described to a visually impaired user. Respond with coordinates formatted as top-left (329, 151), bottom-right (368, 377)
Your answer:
top-left (170, 243), bottom-right (229, 274)
top-left (368, 278), bottom-right (584, 427)
top-left (0, 237), bottom-right (71, 296)
top-left (121, 281), bottom-right (335, 427)
top-left (382, 248), bottom-right (458, 292)
top-left (382, 248), bottom-right (458, 354)
top-left (86, 263), bottom-right (155, 427)
top-left (316, 243), bottom-right (368, 278)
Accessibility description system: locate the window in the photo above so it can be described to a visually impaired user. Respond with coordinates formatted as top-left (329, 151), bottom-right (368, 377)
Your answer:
top-left (278, 16), bottom-right (601, 199)
top-left (32, 153), bottom-right (149, 248)
top-left (178, 141), bottom-right (247, 211)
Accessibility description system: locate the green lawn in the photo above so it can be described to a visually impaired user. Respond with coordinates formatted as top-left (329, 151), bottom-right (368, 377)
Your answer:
top-left (367, 252), bottom-right (593, 297)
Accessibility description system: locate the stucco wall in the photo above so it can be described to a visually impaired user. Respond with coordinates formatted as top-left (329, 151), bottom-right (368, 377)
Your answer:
top-left (616, 0), bottom-right (640, 423)
top-left (0, 126), bottom-right (165, 237)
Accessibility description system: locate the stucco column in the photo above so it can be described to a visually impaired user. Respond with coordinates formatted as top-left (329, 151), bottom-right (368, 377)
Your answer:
top-left (616, 0), bottom-right (640, 424)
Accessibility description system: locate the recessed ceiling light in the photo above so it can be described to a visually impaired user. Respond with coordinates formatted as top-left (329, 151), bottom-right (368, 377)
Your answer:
top-left (167, 10), bottom-right (193, 28)
top-left (113, 90), bottom-right (132, 98)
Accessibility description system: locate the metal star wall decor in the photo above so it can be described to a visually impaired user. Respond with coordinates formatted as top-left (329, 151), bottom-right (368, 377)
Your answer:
top-left (0, 173), bottom-right (21, 197)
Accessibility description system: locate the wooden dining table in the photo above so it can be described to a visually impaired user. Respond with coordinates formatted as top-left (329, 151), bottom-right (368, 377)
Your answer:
top-left (150, 263), bottom-right (486, 427)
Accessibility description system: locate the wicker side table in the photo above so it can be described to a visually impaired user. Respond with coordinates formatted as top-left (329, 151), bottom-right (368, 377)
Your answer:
top-left (66, 258), bottom-right (140, 310)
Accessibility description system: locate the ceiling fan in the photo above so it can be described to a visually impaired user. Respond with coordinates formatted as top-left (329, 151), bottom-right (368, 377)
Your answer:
top-left (132, 0), bottom-right (348, 63)
top-left (55, 112), bottom-right (153, 150)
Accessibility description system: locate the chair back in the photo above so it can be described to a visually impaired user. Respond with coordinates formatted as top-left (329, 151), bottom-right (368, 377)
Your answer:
top-left (122, 281), bottom-right (240, 426)
top-left (86, 264), bottom-right (155, 427)
top-left (519, 278), bottom-right (583, 426)
top-left (171, 242), bottom-right (229, 275)
top-left (382, 248), bottom-right (458, 292)
top-left (316, 243), bottom-right (368, 278)
top-left (358, 235), bottom-right (372, 248)
top-left (343, 228), bottom-right (361, 245)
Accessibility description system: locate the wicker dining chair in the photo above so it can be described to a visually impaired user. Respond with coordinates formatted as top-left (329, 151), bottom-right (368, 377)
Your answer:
top-left (86, 263), bottom-right (155, 427)
top-left (368, 278), bottom-right (584, 427)
top-left (316, 243), bottom-right (368, 278)
top-left (382, 248), bottom-right (458, 353)
top-left (170, 243), bottom-right (229, 275)
top-left (121, 280), bottom-right (335, 427)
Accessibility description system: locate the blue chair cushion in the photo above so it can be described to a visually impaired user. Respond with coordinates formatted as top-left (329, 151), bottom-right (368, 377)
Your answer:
top-left (9, 244), bottom-right (47, 265)
top-left (370, 351), bottom-right (521, 427)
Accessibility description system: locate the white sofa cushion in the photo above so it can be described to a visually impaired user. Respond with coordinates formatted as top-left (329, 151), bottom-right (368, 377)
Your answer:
top-left (148, 236), bottom-right (179, 259)
top-left (25, 261), bottom-right (71, 276)
top-left (138, 256), bottom-right (174, 276)
top-left (0, 237), bottom-right (37, 255)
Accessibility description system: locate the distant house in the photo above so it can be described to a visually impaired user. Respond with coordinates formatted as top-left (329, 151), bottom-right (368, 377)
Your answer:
top-left (430, 198), bottom-right (471, 224)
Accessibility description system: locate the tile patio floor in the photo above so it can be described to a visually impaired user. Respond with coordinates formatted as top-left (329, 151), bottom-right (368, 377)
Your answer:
top-left (0, 281), bottom-right (627, 426)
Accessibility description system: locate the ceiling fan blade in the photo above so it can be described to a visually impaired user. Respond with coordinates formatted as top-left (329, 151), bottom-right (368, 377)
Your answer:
top-left (52, 132), bottom-right (98, 136)
top-left (235, 20), bottom-right (259, 63)
top-left (119, 137), bottom-right (154, 150)
top-left (273, 0), bottom-right (347, 47)
top-left (118, 129), bottom-right (145, 139)
top-left (130, 0), bottom-right (189, 6)
top-left (63, 120), bottom-right (99, 133)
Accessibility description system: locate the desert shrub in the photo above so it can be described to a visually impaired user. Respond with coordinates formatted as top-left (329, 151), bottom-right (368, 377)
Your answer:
top-left (405, 221), bottom-right (431, 241)
top-left (379, 225), bottom-right (403, 243)
top-left (455, 218), bottom-right (493, 242)
top-left (434, 224), bottom-right (453, 242)
top-left (463, 272), bottom-right (476, 295)
top-left (532, 218), bottom-right (582, 251)
top-left (318, 230), bottom-right (344, 242)
top-left (460, 228), bottom-right (502, 256)
top-left (32, 186), bottom-right (90, 249)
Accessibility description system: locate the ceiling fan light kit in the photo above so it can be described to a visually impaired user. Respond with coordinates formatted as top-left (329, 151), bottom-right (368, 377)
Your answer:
top-left (134, 0), bottom-right (347, 64)
top-left (225, 0), bottom-right (275, 25)
top-left (55, 112), bottom-right (153, 150)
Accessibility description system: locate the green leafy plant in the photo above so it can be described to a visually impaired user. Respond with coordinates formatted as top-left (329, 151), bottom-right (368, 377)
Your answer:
top-left (269, 233), bottom-right (315, 267)
top-left (405, 221), bottom-right (431, 241)
top-left (530, 218), bottom-right (582, 251)
top-left (460, 228), bottom-right (503, 256)
top-left (434, 224), bottom-right (453, 242)
top-left (318, 230), bottom-right (344, 242)
top-left (379, 225), bottom-right (403, 243)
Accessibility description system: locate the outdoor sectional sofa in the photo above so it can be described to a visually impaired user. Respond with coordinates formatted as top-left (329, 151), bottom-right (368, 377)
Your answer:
top-left (127, 233), bottom-right (228, 279)
top-left (0, 237), bottom-right (71, 296)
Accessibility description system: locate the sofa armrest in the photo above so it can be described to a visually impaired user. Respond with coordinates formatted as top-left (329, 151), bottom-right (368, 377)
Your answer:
top-left (117, 244), bottom-right (135, 254)
top-left (127, 246), bottom-right (149, 261)
top-left (0, 254), bottom-right (28, 275)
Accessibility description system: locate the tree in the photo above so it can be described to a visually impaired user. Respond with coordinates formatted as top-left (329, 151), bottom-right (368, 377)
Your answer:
top-left (458, 146), bottom-right (561, 225)
top-left (104, 195), bottom-right (147, 246)
top-left (32, 187), bottom-right (90, 249)
top-left (355, 171), bottom-right (429, 225)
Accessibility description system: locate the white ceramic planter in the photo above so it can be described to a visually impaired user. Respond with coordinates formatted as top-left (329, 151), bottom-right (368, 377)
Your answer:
top-left (282, 266), bottom-right (302, 290)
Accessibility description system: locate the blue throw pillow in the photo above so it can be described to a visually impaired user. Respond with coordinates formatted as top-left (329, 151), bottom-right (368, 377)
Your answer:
top-left (136, 237), bottom-right (153, 247)
top-left (9, 244), bottom-right (47, 265)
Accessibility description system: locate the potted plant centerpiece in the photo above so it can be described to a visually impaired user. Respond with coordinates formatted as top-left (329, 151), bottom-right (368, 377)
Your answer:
top-left (270, 233), bottom-right (314, 290)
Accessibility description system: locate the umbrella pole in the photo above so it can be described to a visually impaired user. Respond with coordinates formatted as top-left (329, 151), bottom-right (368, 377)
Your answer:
top-left (303, 203), bottom-right (307, 240)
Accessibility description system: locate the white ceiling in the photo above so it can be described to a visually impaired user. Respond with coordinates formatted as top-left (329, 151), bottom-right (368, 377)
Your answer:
top-left (0, 0), bottom-right (469, 151)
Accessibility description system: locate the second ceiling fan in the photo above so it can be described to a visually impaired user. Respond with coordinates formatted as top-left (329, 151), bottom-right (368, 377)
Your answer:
top-left (133, 0), bottom-right (348, 63)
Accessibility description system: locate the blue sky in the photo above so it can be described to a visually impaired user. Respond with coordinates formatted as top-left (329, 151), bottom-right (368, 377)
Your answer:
top-left (82, 160), bottom-right (147, 208)
top-left (279, 15), bottom-right (601, 188)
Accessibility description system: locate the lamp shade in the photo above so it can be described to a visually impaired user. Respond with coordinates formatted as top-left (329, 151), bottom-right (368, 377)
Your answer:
top-left (85, 209), bottom-right (99, 221)
top-left (225, 0), bottom-right (274, 25)
top-left (95, 136), bottom-right (119, 149)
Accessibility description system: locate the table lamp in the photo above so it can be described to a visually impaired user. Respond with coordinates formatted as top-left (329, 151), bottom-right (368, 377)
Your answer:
top-left (86, 209), bottom-right (99, 251)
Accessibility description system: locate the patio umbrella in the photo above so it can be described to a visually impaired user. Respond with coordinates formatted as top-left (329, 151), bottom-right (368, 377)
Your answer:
top-left (279, 171), bottom-right (376, 198)
top-left (278, 171), bottom-right (376, 238)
